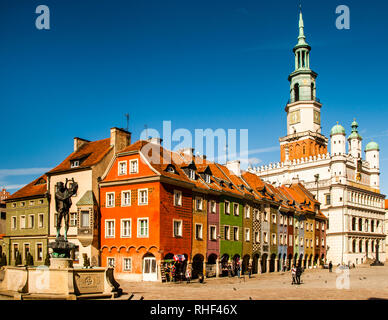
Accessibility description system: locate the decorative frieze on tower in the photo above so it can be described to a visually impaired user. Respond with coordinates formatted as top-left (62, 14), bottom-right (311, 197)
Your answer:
top-left (280, 10), bottom-right (328, 162)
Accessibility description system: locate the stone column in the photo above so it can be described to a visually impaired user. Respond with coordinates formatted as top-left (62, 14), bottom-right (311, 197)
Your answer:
top-left (275, 259), bottom-right (279, 272)
top-left (266, 259), bottom-right (270, 273)
top-left (258, 259), bottom-right (262, 274)
top-left (216, 258), bottom-right (220, 277)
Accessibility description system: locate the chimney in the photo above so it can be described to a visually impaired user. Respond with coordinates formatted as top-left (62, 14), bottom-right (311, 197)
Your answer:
top-left (147, 137), bottom-right (163, 145)
top-left (291, 176), bottom-right (300, 184)
top-left (74, 137), bottom-right (90, 152)
top-left (179, 147), bottom-right (194, 158)
top-left (110, 127), bottom-right (131, 154)
top-left (226, 160), bottom-right (241, 176)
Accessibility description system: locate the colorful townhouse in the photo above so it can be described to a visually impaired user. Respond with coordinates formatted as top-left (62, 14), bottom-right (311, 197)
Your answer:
top-left (46, 127), bottom-right (131, 267)
top-left (3, 175), bottom-right (49, 266)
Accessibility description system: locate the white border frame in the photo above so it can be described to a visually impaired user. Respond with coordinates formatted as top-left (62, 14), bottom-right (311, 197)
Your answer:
top-left (138, 189), bottom-right (148, 206)
top-left (118, 160), bottom-right (128, 176)
top-left (105, 219), bottom-right (116, 238)
top-left (195, 223), bottom-right (203, 240)
top-left (137, 217), bottom-right (149, 238)
top-left (121, 190), bottom-right (132, 207)
top-left (173, 219), bottom-right (183, 237)
top-left (129, 159), bottom-right (139, 174)
top-left (120, 218), bottom-right (132, 238)
top-left (106, 192), bottom-right (115, 208)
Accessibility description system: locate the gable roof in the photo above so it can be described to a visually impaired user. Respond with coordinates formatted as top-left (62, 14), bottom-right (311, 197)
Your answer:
top-left (49, 138), bottom-right (112, 174)
top-left (7, 175), bottom-right (48, 201)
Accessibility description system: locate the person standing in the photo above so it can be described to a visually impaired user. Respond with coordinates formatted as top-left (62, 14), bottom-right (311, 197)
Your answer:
top-left (329, 261), bottom-right (333, 272)
top-left (248, 262), bottom-right (252, 278)
top-left (291, 265), bottom-right (297, 285)
top-left (185, 265), bottom-right (192, 284)
top-left (296, 265), bottom-right (302, 284)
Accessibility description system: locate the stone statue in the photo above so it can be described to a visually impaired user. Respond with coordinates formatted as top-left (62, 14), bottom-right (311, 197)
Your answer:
top-left (55, 178), bottom-right (78, 241)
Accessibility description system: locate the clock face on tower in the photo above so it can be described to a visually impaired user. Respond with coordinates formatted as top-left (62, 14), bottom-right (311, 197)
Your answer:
top-left (314, 110), bottom-right (321, 125)
top-left (289, 110), bottom-right (300, 125)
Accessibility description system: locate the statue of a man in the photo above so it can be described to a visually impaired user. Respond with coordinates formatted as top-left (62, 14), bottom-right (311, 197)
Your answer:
top-left (55, 179), bottom-right (78, 241)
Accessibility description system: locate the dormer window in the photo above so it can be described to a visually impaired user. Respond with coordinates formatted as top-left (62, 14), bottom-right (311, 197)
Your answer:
top-left (130, 159), bottom-right (138, 174)
top-left (71, 160), bottom-right (80, 168)
top-left (118, 161), bottom-right (127, 175)
top-left (167, 166), bottom-right (175, 173)
top-left (189, 169), bottom-right (195, 180)
top-left (205, 174), bottom-right (211, 184)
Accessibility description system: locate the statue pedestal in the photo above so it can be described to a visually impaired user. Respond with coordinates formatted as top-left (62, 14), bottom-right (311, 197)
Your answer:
top-left (50, 258), bottom-right (73, 269)
top-left (48, 237), bottom-right (75, 259)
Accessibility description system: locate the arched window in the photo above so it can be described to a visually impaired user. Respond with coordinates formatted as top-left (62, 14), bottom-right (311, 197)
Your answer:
top-left (371, 220), bottom-right (375, 232)
top-left (359, 240), bottom-right (363, 253)
top-left (311, 82), bottom-right (314, 100)
top-left (294, 83), bottom-right (300, 102)
top-left (358, 218), bottom-right (362, 232)
top-left (352, 217), bottom-right (356, 231)
top-left (352, 240), bottom-right (356, 253)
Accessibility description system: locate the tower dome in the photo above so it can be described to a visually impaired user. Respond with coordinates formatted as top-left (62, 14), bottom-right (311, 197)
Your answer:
top-left (365, 141), bottom-right (380, 152)
top-left (330, 123), bottom-right (346, 136)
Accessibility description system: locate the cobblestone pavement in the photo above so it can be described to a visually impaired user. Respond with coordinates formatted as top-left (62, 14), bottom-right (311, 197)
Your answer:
top-left (117, 265), bottom-right (388, 300)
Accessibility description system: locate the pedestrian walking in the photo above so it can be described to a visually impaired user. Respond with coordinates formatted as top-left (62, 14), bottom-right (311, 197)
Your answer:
top-left (296, 265), bottom-right (302, 284)
top-left (236, 259), bottom-right (241, 278)
top-left (329, 261), bottom-right (333, 273)
top-left (248, 262), bottom-right (252, 278)
top-left (291, 265), bottom-right (297, 285)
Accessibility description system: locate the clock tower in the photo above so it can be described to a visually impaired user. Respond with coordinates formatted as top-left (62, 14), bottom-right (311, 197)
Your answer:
top-left (279, 10), bottom-right (328, 162)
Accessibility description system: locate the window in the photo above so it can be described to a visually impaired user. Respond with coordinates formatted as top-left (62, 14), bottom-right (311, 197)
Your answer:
top-left (20, 216), bottom-right (26, 229)
top-left (272, 214), bottom-right (276, 224)
top-left (122, 191), bottom-right (131, 206)
top-left (173, 220), bottom-right (182, 237)
top-left (233, 227), bottom-right (239, 241)
top-left (321, 238), bottom-right (325, 247)
top-left (195, 224), bottom-right (203, 240)
top-left (138, 189), bottom-right (148, 205)
top-left (12, 203), bottom-right (16, 208)
top-left (254, 209), bottom-right (259, 221)
top-left (264, 212), bottom-right (268, 222)
top-left (39, 199), bottom-right (44, 205)
top-left (107, 258), bottom-right (115, 268)
top-left (263, 232), bottom-right (268, 243)
top-left (28, 215), bottom-right (34, 228)
top-left (245, 228), bottom-right (250, 242)
top-left (174, 190), bottom-right (182, 206)
top-left (209, 225), bottom-right (217, 240)
top-left (280, 215), bottom-right (283, 225)
top-left (121, 219), bottom-right (131, 238)
top-left (70, 212), bottom-right (77, 227)
top-left (289, 216), bottom-right (293, 225)
top-left (20, 202), bottom-right (25, 207)
top-left (322, 222), bottom-right (325, 231)
top-left (316, 237), bottom-right (319, 246)
top-left (195, 197), bottom-right (203, 211)
top-left (123, 258), bottom-right (132, 271)
top-left (224, 225), bottom-right (230, 240)
top-left (29, 200), bottom-right (34, 206)
top-left (37, 243), bottom-right (43, 261)
top-left (118, 161), bottom-right (127, 175)
top-left (316, 222), bottom-right (319, 230)
top-left (205, 174), bottom-right (211, 184)
top-left (80, 211), bottom-right (90, 228)
top-left (71, 160), bottom-right (80, 168)
top-left (106, 192), bottom-right (115, 207)
top-left (105, 220), bottom-right (115, 238)
top-left (130, 159), bottom-right (138, 173)
top-left (255, 232), bottom-right (260, 244)
top-left (289, 235), bottom-right (293, 246)
top-left (13, 244), bottom-right (19, 259)
top-left (300, 237), bottom-right (304, 246)
top-left (11, 216), bottom-right (17, 229)
top-left (325, 194), bottom-right (331, 205)
top-left (306, 239), bottom-right (309, 248)
top-left (138, 218), bottom-right (149, 237)
top-left (24, 244), bottom-right (30, 259)
top-left (284, 234), bottom-right (287, 245)
top-left (280, 234), bottom-right (283, 245)
top-left (225, 201), bottom-right (230, 214)
top-left (189, 169), bottom-right (195, 180)
top-left (210, 200), bottom-right (216, 213)
top-left (233, 203), bottom-right (239, 216)
top-left (300, 221), bottom-right (304, 229)
top-left (245, 206), bottom-right (250, 219)
top-left (272, 233), bottom-right (276, 245)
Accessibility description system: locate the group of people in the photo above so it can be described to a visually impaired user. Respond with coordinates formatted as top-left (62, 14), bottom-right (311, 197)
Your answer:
top-left (164, 262), bottom-right (195, 284)
top-left (291, 265), bottom-right (303, 285)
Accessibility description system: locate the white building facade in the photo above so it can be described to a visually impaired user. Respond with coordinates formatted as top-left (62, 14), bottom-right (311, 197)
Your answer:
top-left (249, 11), bottom-right (386, 266)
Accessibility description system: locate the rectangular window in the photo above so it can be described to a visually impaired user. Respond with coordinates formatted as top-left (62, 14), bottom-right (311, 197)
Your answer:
top-left (316, 237), bottom-right (319, 246)
top-left (280, 234), bottom-right (283, 245)
top-left (245, 228), bottom-right (250, 242)
top-left (195, 224), bottom-right (203, 240)
top-left (37, 243), bottom-right (43, 261)
top-left (39, 199), bottom-right (44, 205)
top-left (272, 233), bottom-right (276, 245)
top-left (195, 197), bottom-right (203, 211)
top-left (189, 169), bottom-right (195, 180)
top-left (284, 216), bottom-right (288, 226)
top-left (121, 191), bottom-right (131, 206)
top-left (224, 225), bottom-right (230, 240)
top-left (205, 174), bottom-right (211, 184)
top-left (289, 235), bottom-right (293, 246)
top-left (325, 194), bottom-right (331, 205)
top-left (121, 219), bottom-right (131, 238)
top-left (24, 243), bottom-right (30, 259)
top-left (263, 232), bottom-right (268, 243)
top-left (29, 200), bottom-right (34, 206)
top-left (123, 258), bottom-right (132, 271)
top-left (255, 232), bottom-right (260, 244)
top-left (173, 220), bottom-right (182, 237)
top-left (225, 201), bottom-right (230, 214)
top-left (300, 237), bottom-right (304, 246)
top-left (209, 225), bottom-right (217, 240)
top-left (130, 159), bottom-right (138, 173)
top-left (280, 215), bottom-right (283, 225)
top-left (106, 192), bottom-right (115, 207)
top-left (245, 206), bottom-right (250, 219)
top-left (118, 161), bottom-right (127, 175)
top-left (233, 203), bottom-right (239, 216)
top-left (321, 238), bottom-right (325, 247)
top-left (20, 215), bottom-right (26, 229)
top-left (107, 258), bottom-right (115, 268)
top-left (284, 234), bottom-right (288, 245)
top-left (20, 202), bottom-right (25, 207)
top-left (28, 215), bottom-right (34, 228)
top-left (138, 189), bottom-right (148, 205)
top-left (71, 160), bottom-right (79, 168)
top-left (105, 220), bottom-right (115, 238)
top-left (210, 200), bottom-right (216, 213)
top-left (301, 222), bottom-right (304, 229)
top-left (233, 227), bottom-right (239, 241)
top-left (11, 216), bottom-right (17, 230)
top-left (174, 190), bottom-right (182, 206)
top-left (13, 244), bottom-right (19, 259)
top-left (289, 217), bottom-right (293, 225)
top-left (254, 209), bottom-right (259, 221)
top-left (81, 211), bottom-right (90, 228)
top-left (138, 218), bottom-right (149, 237)
top-left (306, 239), bottom-right (309, 248)
top-left (264, 212), bottom-right (268, 222)
top-left (272, 214), bottom-right (276, 224)
top-left (70, 212), bottom-right (77, 227)
top-left (322, 223), bottom-right (325, 231)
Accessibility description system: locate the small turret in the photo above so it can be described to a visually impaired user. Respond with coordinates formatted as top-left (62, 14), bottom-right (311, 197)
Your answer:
top-left (348, 119), bottom-right (362, 159)
top-left (330, 122), bottom-right (346, 156)
top-left (365, 140), bottom-right (380, 188)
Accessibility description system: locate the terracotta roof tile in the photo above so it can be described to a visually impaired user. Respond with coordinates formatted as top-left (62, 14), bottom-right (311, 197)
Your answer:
top-left (49, 138), bottom-right (112, 174)
top-left (7, 175), bottom-right (47, 201)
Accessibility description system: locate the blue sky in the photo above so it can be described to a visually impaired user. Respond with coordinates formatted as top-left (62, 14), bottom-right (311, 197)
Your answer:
top-left (1, 0), bottom-right (388, 195)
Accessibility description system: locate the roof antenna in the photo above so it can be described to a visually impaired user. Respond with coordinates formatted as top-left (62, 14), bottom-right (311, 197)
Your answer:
top-left (125, 113), bottom-right (130, 131)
